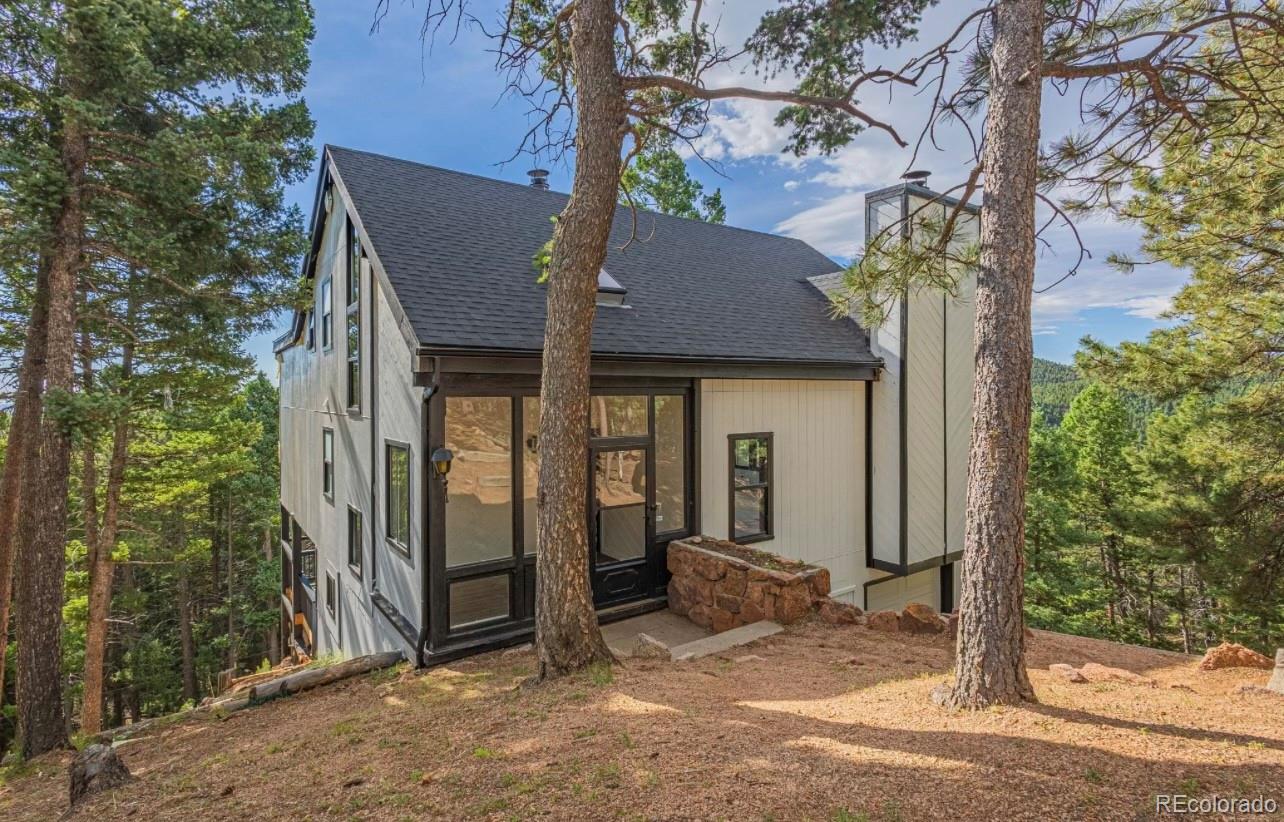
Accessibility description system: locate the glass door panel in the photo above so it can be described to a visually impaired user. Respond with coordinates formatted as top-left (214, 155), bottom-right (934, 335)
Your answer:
top-left (444, 397), bottom-right (512, 567)
top-left (594, 448), bottom-right (647, 563)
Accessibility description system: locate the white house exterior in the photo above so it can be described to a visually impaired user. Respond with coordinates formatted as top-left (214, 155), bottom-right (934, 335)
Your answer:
top-left (275, 146), bottom-right (978, 664)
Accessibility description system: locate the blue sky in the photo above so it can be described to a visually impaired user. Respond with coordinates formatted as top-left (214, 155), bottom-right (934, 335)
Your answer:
top-left (248, 2), bottom-right (1188, 372)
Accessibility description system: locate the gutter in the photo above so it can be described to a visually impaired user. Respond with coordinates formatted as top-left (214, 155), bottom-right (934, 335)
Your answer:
top-left (415, 380), bottom-right (440, 668)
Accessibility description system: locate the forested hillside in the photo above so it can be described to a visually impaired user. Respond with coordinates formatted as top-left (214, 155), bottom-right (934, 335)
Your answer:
top-left (1030, 357), bottom-right (1082, 424)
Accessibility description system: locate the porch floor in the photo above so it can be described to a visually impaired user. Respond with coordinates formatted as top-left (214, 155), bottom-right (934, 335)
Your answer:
top-left (601, 608), bottom-right (711, 657)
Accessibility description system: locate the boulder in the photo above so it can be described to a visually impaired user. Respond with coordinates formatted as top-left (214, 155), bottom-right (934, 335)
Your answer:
top-left (632, 633), bottom-right (669, 659)
top-left (774, 582), bottom-right (812, 624)
top-left (817, 597), bottom-right (863, 626)
top-left (1048, 663), bottom-right (1088, 684)
top-left (710, 607), bottom-right (739, 633)
top-left (69, 744), bottom-right (132, 807)
top-left (687, 603), bottom-right (713, 629)
top-left (900, 602), bottom-right (943, 635)
top-left (1199, 642), bottom-right (1274, 671)
top-left (866, 610), bottom-right (900, 632)
top-left (801, 567), bottom-right (831, 599)
top-left (1269, 649), bottom-right (1284, 695)
top-left (739, 599), bottom-right (766, 624)
top-left (1078, 662), bottom-right (1156, 687)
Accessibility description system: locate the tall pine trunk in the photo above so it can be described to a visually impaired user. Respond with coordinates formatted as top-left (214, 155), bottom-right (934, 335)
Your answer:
top-left (16, 115), bottom-right (88, 756)
top-left (81, 333), bottom-right (133, 735)
top-left (178, 562), bottom-right (197, 702)
top-left (532, 0), bottom-right (623, 679)
top-left (0, 256), bottom-right (50, 718)
top-left (941, 0), bottom-right (1042, 709)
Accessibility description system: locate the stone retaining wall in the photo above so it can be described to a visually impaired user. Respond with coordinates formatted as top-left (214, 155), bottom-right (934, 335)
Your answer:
top-left (666, 538), bottom-right (861, 632)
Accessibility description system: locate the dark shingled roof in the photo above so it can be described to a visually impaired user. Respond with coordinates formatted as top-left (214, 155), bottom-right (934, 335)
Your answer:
top-left (326, 146), bottom-right (876, 366)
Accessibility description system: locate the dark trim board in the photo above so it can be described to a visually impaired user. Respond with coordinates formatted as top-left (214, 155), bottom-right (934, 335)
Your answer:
top-left (866, 549), bottom-right (964, 581)
top-left (419, 351), bottom-right (881, 382)
top-left (372, 590), bottom-right (418, 648)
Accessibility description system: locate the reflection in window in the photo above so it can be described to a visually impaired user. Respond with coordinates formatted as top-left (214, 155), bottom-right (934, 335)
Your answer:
top-left (449, 574), bottom-right (510, 630)
top-left (594, 449), bottom-right (646, 562)
top-left (590, 395), bottom-right (647, 438)
top-left (522, 397), bottom-right (540, 556)
top-left (445, 397), bottom-right (513, 567)
top-left (386, 443), bottom-right (410, 551)
top-left (730, 434), bottom-right (772, 542)
top-left (654, 395), bottom-right (685, 533)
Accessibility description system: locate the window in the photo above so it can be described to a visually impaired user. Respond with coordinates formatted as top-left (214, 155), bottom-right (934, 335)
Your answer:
top-left (346, 218), bottom-right (362, 410)
top-left (300, 537), bottom-right (316, 586)
top-left (306, 310), bottom-right (315, 350)
top-left (325, 572), bottom-right (337, 618)
top-left (729, 433), bottom-right (772, 543)
top-left (444, 397), bottom-right (512, 567)
top-left (320, 277), bottom-right (333, 350)
top-left (654, 395), bottom-right (686, 533)
top-left (347, 506), bottom-right (363, 578)
top-left (322, 428), bottom-right (334, 501)
top-left (386, 442), bottom-right (411, 553)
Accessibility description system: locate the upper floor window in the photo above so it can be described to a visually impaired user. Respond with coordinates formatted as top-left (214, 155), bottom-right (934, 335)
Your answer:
top-left (320, 277), bottom-right (333, 350)
top-left (346, 217), bottom-right (362, 411)
top-left (729, 433), bottom-right (772, 544)
top-left (306, 310), bottom-right (315, 350)
top-left (322, 428), bottom-right (334, 501)
top-left (386, 442), bottom-right (410, 553)
top-left (348, 506), bottom-right (363, 578)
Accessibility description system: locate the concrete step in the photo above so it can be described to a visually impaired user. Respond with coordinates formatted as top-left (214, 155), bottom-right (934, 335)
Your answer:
top-left (668, 621), bottom-right (783, 661)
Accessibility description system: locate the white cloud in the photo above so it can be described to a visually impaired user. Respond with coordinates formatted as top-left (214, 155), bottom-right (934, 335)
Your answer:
top-left (783, 180), bottom-right (800, 191)
top-left (772, 192), bottom-right (867, 258)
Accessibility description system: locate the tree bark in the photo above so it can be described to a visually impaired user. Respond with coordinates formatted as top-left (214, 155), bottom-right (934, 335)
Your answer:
top-left (178, 562), bottom-right (197, 702)
top-left (81, 326), bottom-right (133, 735)
top-left (941, 0), bottom-right (1042, 709)
top-left (15, 116), bottom-right (87, 757)
top-left (532, 0), bottom-right (623, 680)
top-left (0, 256), bottom-right (50, 716)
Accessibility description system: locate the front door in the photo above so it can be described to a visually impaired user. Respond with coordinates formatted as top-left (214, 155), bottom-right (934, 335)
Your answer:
top-left (589, 445), bottom-right (652, 604)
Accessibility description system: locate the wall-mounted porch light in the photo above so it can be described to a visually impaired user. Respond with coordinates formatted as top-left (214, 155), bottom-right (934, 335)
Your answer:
top-left (431, 447), bottom-right (454, 501)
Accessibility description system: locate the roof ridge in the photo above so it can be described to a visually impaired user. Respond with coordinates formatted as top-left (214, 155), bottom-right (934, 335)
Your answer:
top-left (324, 144), bottom-right (829, 249)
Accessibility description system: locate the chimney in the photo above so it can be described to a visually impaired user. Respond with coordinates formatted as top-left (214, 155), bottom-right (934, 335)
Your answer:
top-left (902, 169), bottom-right (931, 187)
top-left (527, 168), bottom-right (550, 190)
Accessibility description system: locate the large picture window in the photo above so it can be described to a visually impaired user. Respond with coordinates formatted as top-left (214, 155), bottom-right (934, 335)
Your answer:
top-left (346, 217), bottom-right (362, 410)
top-left (444, 397), bottom-right (513, 567)
top-left (386, 442), bottom-right (411, 553)
top-left (322, 428), bottom-right (334, 501)
top-left (729, 433), bottom-right (772, 544)
top-left (348, 506), bottom-right (363, 578)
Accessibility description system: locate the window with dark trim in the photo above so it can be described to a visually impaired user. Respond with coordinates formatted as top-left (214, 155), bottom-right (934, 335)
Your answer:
top-left (306, 310), bottom-right (315, 350)
top-left (346, 217), bottom-right (362, 410)
top-left (322, 428), bottom-right (334, 501)
top-left (729, 433), bottom-right (772, 544)
top-left (348, 506), bottom-right (363, 578)
top-left (386, 442), bottom-right (411, 554)
top-left (320, 277), bottom-right (333, 350)
top-left (325, 571), bottom-right (337, 618)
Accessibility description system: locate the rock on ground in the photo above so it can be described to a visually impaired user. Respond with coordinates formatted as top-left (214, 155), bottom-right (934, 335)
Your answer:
top-left (69, 744), bottom-right (132, 807)
top-left (1199, 642), bottom-right (1274, 671)
top-left (900, 602), bottom-right (943, 635)
top-left (1078, 662), bottom-right (1156, 687)
top-left (866, 610), bottom-right (900, 632)
top-left (1049, 663), bottom-right (1088, 684)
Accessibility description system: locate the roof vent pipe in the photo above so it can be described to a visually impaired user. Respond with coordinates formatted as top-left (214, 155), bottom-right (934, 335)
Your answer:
top-left (902, 169), bottom-right (931, 187)
top-left (527, 169), bottom-right (550, 190)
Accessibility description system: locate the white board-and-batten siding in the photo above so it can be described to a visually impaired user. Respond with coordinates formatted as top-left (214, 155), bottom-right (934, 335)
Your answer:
top-left (698, 379), bottom-right (867, 603)
top-left (278, 179), bottom-right (421, 662)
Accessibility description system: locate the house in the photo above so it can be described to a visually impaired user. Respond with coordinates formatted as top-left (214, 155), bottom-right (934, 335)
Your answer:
top-left (274, 146), bottom-right (979, 665)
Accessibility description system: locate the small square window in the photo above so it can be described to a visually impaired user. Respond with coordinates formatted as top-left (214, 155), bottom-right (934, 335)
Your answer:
top-left (729, 433), bottom-right (772, 544)
top-left (347, 506), bottom-right (363, 578)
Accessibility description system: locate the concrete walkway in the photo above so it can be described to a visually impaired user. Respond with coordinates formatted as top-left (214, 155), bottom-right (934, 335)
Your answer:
top-left (602, 609), bottom-right (782, 661)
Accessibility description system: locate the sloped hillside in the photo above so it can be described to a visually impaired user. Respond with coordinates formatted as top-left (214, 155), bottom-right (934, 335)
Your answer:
top-left (3, 620), bottom-right (1280, 821)
top-left (1031, 357), bottom-right (1084, 424)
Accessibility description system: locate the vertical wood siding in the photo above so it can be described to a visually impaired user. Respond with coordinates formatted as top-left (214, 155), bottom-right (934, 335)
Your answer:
top-left (699, 379), bottom-right (866, 600)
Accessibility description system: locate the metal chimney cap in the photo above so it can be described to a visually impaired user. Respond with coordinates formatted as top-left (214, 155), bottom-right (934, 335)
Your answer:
top-left (527, 168), bottom-right (550, 190)
top-left (902, 169), bottom-right (931, 186)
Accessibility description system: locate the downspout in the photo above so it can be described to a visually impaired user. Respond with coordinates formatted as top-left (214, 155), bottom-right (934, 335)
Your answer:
top-left (416, 381), bottom-right (440, 668)
top-left (369, 263), bottom-right (379, 593)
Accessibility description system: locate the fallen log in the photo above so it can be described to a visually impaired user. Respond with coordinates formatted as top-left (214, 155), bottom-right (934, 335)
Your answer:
top-left (248, 651), bottom-right (404, 702)
top-left (94, 650), bottom-right (405, 744)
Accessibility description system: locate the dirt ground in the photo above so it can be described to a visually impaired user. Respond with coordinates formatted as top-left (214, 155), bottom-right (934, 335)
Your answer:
top-left (3, 621), bottom-right (1282, 821)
